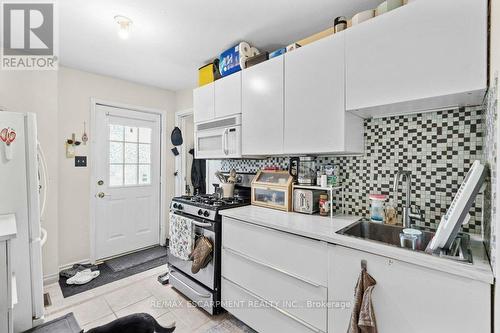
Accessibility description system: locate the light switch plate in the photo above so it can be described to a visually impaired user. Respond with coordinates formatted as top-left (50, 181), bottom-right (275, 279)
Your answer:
top-left (75, 156), bottom-right (87, 167)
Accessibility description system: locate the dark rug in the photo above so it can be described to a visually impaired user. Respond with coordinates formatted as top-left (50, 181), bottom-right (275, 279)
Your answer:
top-left (59, 247), bottom-right (168, 298)
top-left (107, 246), bottom-right (168, 272)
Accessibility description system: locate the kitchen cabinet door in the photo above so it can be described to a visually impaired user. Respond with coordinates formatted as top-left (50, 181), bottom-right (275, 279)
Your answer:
top-left (284, 34), bottom-right (363, 154)
top-left (345, 0), bottom-right (487, 117)
top-left (328, 245), bottom-right (490, 333)
top-left (215, 72), bottom-right (241, 119)
top-left (193, 83), bottom-right (215, 123)
top-left (242, 56), bottom-right (284, 156)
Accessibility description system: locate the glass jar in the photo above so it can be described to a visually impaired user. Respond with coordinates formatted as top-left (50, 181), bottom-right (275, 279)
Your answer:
top-left (369, 194), bottom-right (387, 223)
top-left (319, 194), bottom-right (330, 216)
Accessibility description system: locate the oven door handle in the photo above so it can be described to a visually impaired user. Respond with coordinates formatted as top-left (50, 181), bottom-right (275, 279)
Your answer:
top-left (192, 221), bottom-right (213, 228)
top-left (170, 271), bottom-right (212, 298)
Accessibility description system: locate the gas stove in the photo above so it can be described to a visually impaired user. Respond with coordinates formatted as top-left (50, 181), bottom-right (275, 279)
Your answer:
top-left (170, 194), bottom-right (250, 221)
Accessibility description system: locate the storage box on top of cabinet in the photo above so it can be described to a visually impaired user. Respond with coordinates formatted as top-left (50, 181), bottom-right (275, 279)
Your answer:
top-left (345, 0), bottom-right (487, 117)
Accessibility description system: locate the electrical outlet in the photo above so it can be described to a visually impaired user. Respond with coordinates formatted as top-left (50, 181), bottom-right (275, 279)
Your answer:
top-left (75, 156), bottom-right (87, 167)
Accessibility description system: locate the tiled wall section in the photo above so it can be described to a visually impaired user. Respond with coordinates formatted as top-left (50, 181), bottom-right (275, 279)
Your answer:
top-left (221, 107), bottom-right (485, 233)
top-left (483, 73), bottom-right (498, 272)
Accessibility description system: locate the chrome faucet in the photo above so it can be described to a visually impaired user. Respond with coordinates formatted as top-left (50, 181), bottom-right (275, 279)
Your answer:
top-left (393, 170), bottom-right (424, 228)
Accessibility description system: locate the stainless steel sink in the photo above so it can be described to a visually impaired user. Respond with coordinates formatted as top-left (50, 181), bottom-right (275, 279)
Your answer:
top-left (337, 219), bottom-right (435, 253)
top-left (337, 219), bottom-right (473, 263)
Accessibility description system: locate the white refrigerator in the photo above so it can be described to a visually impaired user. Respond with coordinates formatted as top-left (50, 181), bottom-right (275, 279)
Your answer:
top-left (0, 111), bottom-right (44, 332)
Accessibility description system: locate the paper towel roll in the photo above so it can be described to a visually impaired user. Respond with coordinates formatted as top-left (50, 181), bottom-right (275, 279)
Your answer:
top-left (239, 55), bottom-right (247, 69)
top-left (238, 42), bottom-right (252, 58)
top-left (251, 47), bottom-right (260, 56)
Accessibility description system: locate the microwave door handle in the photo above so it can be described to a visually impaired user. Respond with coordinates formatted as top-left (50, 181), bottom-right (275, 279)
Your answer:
top-left (223, 128), bottom-right (229, 155)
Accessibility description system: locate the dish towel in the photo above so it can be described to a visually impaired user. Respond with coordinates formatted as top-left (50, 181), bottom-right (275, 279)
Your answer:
top-left (169, 212), bottom-right (195, 260)
top-left (348, 267), bottom-right (378, 333)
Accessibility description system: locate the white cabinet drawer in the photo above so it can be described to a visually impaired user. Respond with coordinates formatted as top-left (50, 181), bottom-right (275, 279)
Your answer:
top-left (222, 247), bottom-right (327, 332)
top-left (222, 277), bottom-right (323, 333)
top-left (222, 217), bottom-right (328, 287)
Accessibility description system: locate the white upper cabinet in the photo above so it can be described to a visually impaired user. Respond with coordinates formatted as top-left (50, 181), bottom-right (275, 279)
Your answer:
top-left (284, 34), bottom-right (363, 155)
top-left (215, 72), bottom-right (242, 119)
top-left (193, 83), bottom-right (215, 123)
top-left (242, 56), bottom-right (284, 156)
top-left (345, 0), bottom-right (487, 117)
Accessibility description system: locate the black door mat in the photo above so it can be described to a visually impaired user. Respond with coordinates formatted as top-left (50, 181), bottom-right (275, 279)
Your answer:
top-left (23, 313), bottom-right (82, 333)
top-left (106, 246), bottom-right (168, 272)
top-left (59, 247), bottom-right (168, 298)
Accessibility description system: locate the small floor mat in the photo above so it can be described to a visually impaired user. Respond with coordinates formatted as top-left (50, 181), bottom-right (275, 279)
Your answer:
top-left (106, 246), bottom-right (168, 272)
top-left (59, 247), bottom-right (168, 298)
top-left (23, 313), bottom-right (81, 333)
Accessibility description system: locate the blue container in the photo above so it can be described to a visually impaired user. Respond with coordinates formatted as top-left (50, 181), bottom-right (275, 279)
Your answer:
top-left (269, 48), bottom-right (286, 59)
top-left (219, 43), bottom-right (244, 77)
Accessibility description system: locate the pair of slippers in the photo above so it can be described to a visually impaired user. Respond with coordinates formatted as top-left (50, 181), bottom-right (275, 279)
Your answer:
top-left (66, 269), bottom-right (100, 285)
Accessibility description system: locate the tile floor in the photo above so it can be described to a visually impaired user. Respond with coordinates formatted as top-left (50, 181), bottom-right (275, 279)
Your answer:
top-left (44, 265), bottom-right (255, 332)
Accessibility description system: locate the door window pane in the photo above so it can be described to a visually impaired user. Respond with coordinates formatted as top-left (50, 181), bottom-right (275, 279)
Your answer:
top-left (109, 165), bottom-right (123, 186)
top-left (109, 124), bottom-right (124, 141)
top-left (139, 127), bottom-right (152, 143)
top-left (125, 143), bottom-right (138, 163)
top-left (125, 126), bottom-right (138, 142)
top-left (139, 144), bottom-right (151, 163)
top-left (124, 165), bottom-right (138, 185)
top-left (109, 142), bottom-right (123, 163)
top-left (139, 165), bottom-right (151, 185)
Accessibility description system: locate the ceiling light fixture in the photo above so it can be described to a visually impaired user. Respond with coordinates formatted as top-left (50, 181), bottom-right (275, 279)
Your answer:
top-left (114, 15), bottom-right (133, 40)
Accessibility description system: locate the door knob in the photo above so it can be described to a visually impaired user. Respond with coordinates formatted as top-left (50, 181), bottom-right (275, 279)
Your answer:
top-left (97, 180), bottom-right (104, 186)
top-left (96, 192), bottom-right (106, 198)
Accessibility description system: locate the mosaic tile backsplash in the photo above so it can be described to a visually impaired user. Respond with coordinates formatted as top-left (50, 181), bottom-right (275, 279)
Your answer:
top-left (221, 107), bottom-right (485, 233)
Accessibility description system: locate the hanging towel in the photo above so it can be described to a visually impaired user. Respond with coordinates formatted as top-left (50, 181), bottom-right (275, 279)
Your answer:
top-left (169, 213), bottom-right (195, 260)
top-left (348, 267), bottom-right (378, 333)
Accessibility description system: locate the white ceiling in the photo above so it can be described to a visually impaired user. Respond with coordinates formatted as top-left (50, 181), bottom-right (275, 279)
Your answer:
top-left (59, 0), bottom-right (380, 91)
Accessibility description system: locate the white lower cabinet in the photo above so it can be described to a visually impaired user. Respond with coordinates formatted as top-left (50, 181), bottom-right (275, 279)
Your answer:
top-left (328, 245), bottom-right (491, 333)
top-left (222, 217), bottom-right (328, 332)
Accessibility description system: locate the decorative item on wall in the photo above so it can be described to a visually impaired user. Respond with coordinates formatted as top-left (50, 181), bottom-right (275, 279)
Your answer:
top-left (0, 127), bottom-right (16, 160)
top-left (66, 133), bottom-right (81, 158)
top-left (81, 122), bottom-right (88, 145)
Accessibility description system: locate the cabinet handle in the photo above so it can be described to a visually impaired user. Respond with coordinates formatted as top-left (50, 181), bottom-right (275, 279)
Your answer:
top-left (223, 247), bottom-right (322, 288)
top-left (223, 128), bottom-right (229, 155)
top-left (223, 276), bottom-right (323, 333)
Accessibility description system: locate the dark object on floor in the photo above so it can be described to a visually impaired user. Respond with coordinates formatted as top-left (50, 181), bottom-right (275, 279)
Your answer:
top-left (59, 247), bottom-right (168, 298)
top-left (171, 126), bottom-right (183, 146)
top-left (23, 313), bottom-right (82, 333)
top-left (43, 292), bottom-right (51, 307)
top-left (171, 147), bottom-right (179, 156)
top-left (107, 246), bottom-right (168, 272)
top-left (189, 148), bottom-right (206, 194)
top-left (60, 263), bottom-right (98, 279)
top-left (86, 313), bottom-right (175, 333)
top-left (157, 271), bottom-right (169, 285)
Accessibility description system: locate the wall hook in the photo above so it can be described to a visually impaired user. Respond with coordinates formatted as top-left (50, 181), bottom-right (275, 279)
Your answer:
top-left (361, 259), bottom-right (367, 270)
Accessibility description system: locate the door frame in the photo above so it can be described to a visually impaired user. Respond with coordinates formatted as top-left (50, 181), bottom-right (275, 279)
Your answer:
top-left (174, 108), bottom-right (193, 197)
top-left (89, 98), bottom-right (167, 263)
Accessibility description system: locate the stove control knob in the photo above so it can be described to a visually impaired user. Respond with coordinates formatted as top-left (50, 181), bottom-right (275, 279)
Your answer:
top-left (173, 203), bottom-right (178, 209)
top-left (178, 204), bottom-right (183, 210)
top-left (198, 209), bottom-right (203, 216)
top-left (203, 211), bottom-right (210, 217)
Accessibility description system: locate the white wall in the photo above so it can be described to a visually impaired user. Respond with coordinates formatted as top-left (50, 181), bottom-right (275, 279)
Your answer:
top-left (0, 71), bottom-right (60, 280)
top-left (175, 88), bottom-right (194, 111)
top-left (57, 67), bottom-right (176, 268)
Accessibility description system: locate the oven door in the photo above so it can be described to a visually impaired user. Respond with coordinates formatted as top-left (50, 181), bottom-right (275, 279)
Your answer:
top-left (168, 213), bottom-right (216, 290)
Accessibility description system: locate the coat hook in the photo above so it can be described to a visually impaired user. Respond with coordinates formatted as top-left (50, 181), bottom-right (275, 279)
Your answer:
top-left (361, 259), bottom-right (367, 270)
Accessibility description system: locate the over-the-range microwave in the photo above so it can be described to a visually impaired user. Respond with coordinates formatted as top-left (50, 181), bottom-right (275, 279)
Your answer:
top-left (194, 114), bottom-right (242, 159)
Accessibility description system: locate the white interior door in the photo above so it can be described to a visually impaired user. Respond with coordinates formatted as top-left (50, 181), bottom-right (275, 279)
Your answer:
top-left (93, 104), bottom-right (161, 260)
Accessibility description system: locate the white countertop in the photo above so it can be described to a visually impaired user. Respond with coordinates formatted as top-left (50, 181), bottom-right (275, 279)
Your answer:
top-left (220, 205), bottom-right (494, 284)
top-left (0, 214), bottom-right (17, 242)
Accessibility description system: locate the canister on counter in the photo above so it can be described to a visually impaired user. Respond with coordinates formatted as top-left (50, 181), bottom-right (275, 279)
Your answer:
top-left (369, 194), bottom-right (387, 223)
top-left (319, 194), bottom-right (330, 216)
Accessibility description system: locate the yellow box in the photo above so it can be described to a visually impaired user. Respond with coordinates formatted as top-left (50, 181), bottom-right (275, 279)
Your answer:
top-left (198, 63), bottom-right (215, 87)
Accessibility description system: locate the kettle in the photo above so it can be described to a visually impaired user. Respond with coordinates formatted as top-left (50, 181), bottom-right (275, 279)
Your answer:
top-left (288, 157), bottom-right (317, 185)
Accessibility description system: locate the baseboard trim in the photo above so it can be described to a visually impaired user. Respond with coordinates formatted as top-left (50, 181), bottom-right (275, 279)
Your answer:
top-left (43, 273), bottom-right (59, 285)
